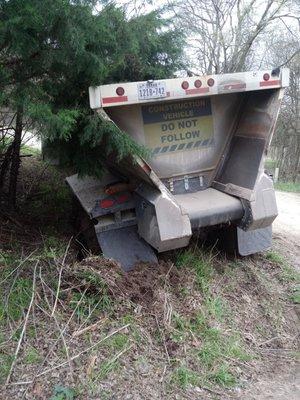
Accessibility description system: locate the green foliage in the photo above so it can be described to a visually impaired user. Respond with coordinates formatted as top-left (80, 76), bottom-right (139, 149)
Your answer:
top-left (274, 181), bottom-right (300, 193)
top-left (0, 0), bottom-right (185, 179)
top-left (50, 385), bottom-right (75, 400)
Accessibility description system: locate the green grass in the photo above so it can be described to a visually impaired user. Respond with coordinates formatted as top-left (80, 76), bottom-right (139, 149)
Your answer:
top-left (176, 248), bottom-right (213, 292)
top-left (274, 181), bottom-right (300, 193)
top-left (289, 289), bottom-right (300, 304)
top-left (50, 385), bottom-right (75, 400)
top-left (174, 248), bottom-right (249, 387)
top-left (209, 365), bottom-right (236, 387)
top-left (24, 346), bottom-right (41, 364)
top-left (20, 144), bottom-right (41, 157)
top-left (266, 251), bottom-right (300, 283)
top-left (96, 360), bottom-right (120, 380)
top-left (172, 366), bottom-right (199, 388)
top-left (0, 277), bottom-right (32, 322)
top-left (0, 354), bottom-right (14, 384)
top-left (105, 333), bottom-right (129, 351)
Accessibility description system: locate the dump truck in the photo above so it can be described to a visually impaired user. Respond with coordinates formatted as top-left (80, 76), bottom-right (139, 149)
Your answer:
top-left (66, 68), bottom-right (289, 270)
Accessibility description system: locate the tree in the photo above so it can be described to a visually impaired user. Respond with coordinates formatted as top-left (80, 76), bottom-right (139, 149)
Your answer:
top-left (0, 0), bottom-right (184, 208)
top-left (169, 0), bottom-right (294, 74)
top-left (266, 31), bottom-right (300, 182)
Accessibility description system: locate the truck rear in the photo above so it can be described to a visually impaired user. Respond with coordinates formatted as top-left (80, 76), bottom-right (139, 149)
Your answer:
top-left (67, 68), bottom-right (289, 269)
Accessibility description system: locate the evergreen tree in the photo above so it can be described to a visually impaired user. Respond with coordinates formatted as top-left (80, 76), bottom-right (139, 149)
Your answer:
top-left (0, 0), bottom-right (184, 207)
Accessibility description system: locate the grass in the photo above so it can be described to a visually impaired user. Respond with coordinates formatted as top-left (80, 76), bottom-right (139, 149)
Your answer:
top-left (289, 289), bottom-right (300, 304)
top-left (173, 248), bottom-right (250, 388)
top-left (24, 346), bottom-right (41, 364)
top-left (274, 181), bottom-right (300, 193)
top-left (172, 366), bottom-right (199, 388)
top-left (50, 385), bottom-right (75, 400)
top-left (266, 251), bottom-right (300, 283)
top-left (176, 248), bottom-right (213, 292)
top-left (20, 143), bottom-right (41, 157)
top-left (0, 277), bottom-right (32, 322)
top-left (0, 354), bottom-right (14, 384)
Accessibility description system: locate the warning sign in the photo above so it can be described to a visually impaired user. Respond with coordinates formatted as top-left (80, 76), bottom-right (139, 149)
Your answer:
top-left (142, 98), bottom-right (214, 156)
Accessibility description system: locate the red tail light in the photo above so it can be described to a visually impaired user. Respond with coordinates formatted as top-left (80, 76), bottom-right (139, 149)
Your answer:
top-left (100, 199), bottom-right (115, 209)
top-left (181, 81), bottom-right (189, 90)
top-left (116, 87), bottom-right (125, 96)
top-left (194, 79), bottom-right (202, 88)
top-left (263, 73), bottom-right (270, 81)
top-left (207, 78), bottom-right (215, 87)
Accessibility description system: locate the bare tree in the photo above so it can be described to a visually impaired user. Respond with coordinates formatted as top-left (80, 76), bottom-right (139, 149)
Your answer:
top-left (267, 32), bottom-right (300, 182)
top-left (169, 0), bottom-right (295, 74)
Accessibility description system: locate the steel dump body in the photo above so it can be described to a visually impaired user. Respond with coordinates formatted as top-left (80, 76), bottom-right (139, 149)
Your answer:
top-left (67, 69), bottom-right (289, 269)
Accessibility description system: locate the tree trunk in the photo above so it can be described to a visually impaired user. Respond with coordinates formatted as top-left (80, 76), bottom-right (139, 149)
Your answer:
top-left (0, 143), bottom-right (13, 190)
top-left (8, 106), bottom-right (23, 208)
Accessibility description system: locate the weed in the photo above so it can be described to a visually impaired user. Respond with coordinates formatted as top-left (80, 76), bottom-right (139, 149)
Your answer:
top-left (176, 248), bottom-right (213, 292)
top-left (97, 360), bottom-right (120, 380)
top-left (106, 333), bottom-right (128, 351)
top-left (289, 288), bottom-right (300, 304)
top-left (204, 296), bottom-right (226, 321)
top-left (50, 385), bottom-right (75, 400)
top-left (209, 365), bottom-right (236, 387)
top-left (172, 366), bottom-right (199, 388)
top-left (266, 251), bottom-right (285, 265)
top-left (24, 346), bottom-right (41, 364)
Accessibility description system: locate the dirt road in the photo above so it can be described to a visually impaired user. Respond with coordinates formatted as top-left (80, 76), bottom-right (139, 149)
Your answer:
top-left (273, 191), bottom-right (300, 270)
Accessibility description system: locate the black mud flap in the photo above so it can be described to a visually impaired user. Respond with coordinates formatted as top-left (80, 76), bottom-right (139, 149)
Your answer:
top-left (96, 226), bottom-right (158, 271)
top-left (237, 225), bottom-right (272, 256)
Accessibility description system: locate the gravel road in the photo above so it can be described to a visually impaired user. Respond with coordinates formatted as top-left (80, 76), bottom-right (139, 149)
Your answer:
top-left (274, 191), bottom-right (300, 241)
top-left (273, 191), bottom-right (300, 270)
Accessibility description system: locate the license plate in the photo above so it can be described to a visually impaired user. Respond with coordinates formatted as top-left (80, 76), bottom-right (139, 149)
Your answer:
top-left (138, 81), bottom-right (167, 100)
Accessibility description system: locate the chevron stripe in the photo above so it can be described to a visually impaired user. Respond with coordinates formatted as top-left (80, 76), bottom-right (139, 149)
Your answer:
top-left (151, 138), bottom-right (214, 157)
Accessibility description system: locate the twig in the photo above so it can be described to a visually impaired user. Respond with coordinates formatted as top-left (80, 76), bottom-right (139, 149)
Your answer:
top-left (154, 315), bottom-right (170, 364)
top-left (51, 237), bottom-right (72, 316)
top-left (258, 336), bottom-right (281, 347)
top-left (0, 249), bottom-right (37, 285)
top-left (11, 324), bottom-right (130, 385)
top-left (102, 344), bottom-right (133, 369)
top-left (5, 262), bottom-right (38, 385)
top-left (52, 313), bottom-right (74, 381)
top-left (72, 318), bottom-right (107, 338)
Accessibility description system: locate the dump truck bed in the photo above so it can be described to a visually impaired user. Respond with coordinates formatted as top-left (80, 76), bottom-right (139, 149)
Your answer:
top-left (67, 68), bottom-right (289, 269)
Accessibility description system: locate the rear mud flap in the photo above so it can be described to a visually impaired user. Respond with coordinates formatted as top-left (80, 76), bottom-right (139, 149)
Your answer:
top-left (237, 225), bottom-right (272, 256)
top-left (96, 226), bottom-right (158, 271)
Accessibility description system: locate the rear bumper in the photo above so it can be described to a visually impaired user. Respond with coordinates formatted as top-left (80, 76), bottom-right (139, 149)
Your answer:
top-left (174, 188), bottom-right (244, 229)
